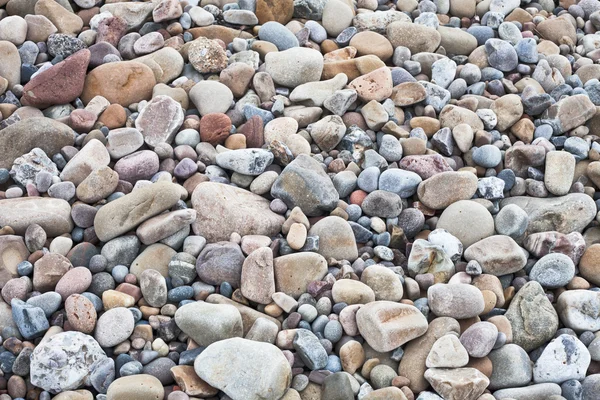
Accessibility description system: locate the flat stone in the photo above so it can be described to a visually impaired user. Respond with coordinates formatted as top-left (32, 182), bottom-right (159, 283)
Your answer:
top-left (0, 41), bottom-right (20, 89)
top-left (488, 343), bottom-right (532, 390)
top-left (60, 139), bottom-right (110, 186)
top-left (82, 61), bottom-right (156, 106)
top-left (196, 241), bottom-right (244, 287)
top-left (175, 302), bottom-right (243, 346)
top-left (206, 294), bottom-right (281, 335)
top-left (557, 290), bottom-right (600, 331)
top-left (194, 338), bottom-right (291, 400)
top-left (94, 182), bottom-right (181, 242)
top-left (0, 236), bottom-right (29, 287)
top-left (386, 21), bottom-right (441, 53)
top-left (273, 252), bottom-right (328, 299)
top-left (424, 368), bottom-right (489, 400)
top-left (417, 171), bottom-right (478, 210)
top-left (460, 322), bottom-right (498, 358)
top-left (216, 149), bottom-right (274, 176)
top-left (94, 307), bottom-right (134, 348)
top-left (0, 117), bottom-right (74, 169)
top-left (241, 247), bottom-right (275, 304)
top-left (356, 301), bottom-right (428, 352)
top-left (106, 375), bottom-right (164, 400)
top-left (426, 334), bottom-right (469, 368)
top-left (428, 283), bottom-right (485, 319)
top-left (540, 94), bottom-right (596, 134)
top-left (505, 281), bottom-right (559, 351)
top-left (464, 235), bottom-right (527, 276)
top-left (265, 48), bottom-right (324, 88)
top-left (500, 194), bottom-right (596, 235)
top-left (189, 81), bottom-right (233, 116)
top-left (271, 154), bottom-right (339, 216)
top-left (492, 383), bottom-right (562, 400)
top-left (533, 334), bottom-right (590, 384)
top-left (21, 49), bottom-right (90, 109)
top-left (135, 95), bottom-right (184, 148)
top-left (125, 242), bottom-right (170, 279)
top-left (192, 182), bottom-right (284, 242)
top-left (0, 198), bottom-right (73, 237)
top-left (437, 200), bottom-right (495, 248)
top-left (308, 216), bottom-right (358, 262)
top-left (293, 329), bottom-right (328, 370)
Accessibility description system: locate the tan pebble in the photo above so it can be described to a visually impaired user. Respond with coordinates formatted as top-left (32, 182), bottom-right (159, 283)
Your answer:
top-left (339, 340), bottom-right (365, 374)
top-left (361, 358), bottom-right (380, 379)
top-left (481, 290), bottom-right (497, 315)
top-left (102, 289), bottom-right (135, 310)
top-left (287, 223), bottom-right (307, 251)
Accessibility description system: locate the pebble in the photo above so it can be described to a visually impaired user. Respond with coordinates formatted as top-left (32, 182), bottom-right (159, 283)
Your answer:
top-left (0, 1), bottom-right (599, 399)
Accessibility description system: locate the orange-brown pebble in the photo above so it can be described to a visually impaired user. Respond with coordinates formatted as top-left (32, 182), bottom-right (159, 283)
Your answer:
top-left (98, 104), bottom-right (127, 129)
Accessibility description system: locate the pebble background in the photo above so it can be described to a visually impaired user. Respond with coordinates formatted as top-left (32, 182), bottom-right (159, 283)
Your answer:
top-left (1, 0), bottom-right (600, 399)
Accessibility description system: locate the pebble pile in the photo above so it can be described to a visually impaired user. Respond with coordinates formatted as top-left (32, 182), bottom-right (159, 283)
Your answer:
top-left (2, 0), bottom-right (600, 399)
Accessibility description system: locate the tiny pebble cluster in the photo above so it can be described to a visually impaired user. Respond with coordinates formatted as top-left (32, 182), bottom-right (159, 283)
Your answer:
top-left (2, 0), bottom-right (600, 399)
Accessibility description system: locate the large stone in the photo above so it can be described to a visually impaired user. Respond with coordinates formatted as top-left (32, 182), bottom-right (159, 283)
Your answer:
top-left (60, 139), bottom-right (110, 186)
top-left (81, 61), bottom-right (156, 106)
top-left (308, 216), bottom-right (358, 262)
top-left (271, 154), bottom-right (339, 216)
top-left (407, 239), bottom-right (455, 283)
top-left (0, 41), bottom-right (20, 89)
top-left (21, 49), bottom-right (90, 108)
top-left (386, 22), bottom-right (441, 53)
top-left (356, 301), bottom-right (428, 352)
top-left (175, 302), bottom-right (243, 346)
top-left (255, 0), bottom-right (294, 24)
top-left (533, 334), bottom-right (590, 384)
top-left (436, 200), bottom-right (495, 248)
top-left (264, 48), bottom-right (324, 88)
top-left (399, 317), bottom-right (461, 393)
top-left (557, 290), bottom-right (600, 331)
top-left (505, 281), bottom-right (559, 351)
top-left (130, 243), bottom-right (175, 278)
top-left (492, 383), bottom-right (562, 400)
top-left (30, 332), bottom-right (106, 394)
top-left (100, 2), bottom-right (155, 31)
top-left (417, 171), bottom-right (478, 210)
top-left (500, 194), bottom-right (596, 235)
top-left (106, 375), bottom-right (164, 400)
top-left (0, 236), bottom-right (29, 287)
top-left (94, 307), bottom-right (134, 347)
top-left (35, 0), bottom-right (83, 35)
top-left (94, 182), bottom-right (181, 242)
top-left (191, 182), bottom-right (284, 242)
top-left (424, 368), bottom-right (489, 400)
top-left (428, 283), bottom-right (485, 319)
top-left (535, 15), bottom-right (577, 45)
top-left (135, 47), bottom-right (184, 84)
top-left (205, 294), bottom-right (281, 335)
top-left (0, 118), bottom-right (74, 169)
top-left (240, 247), bottom-right (275, 304)
top-left (464, 235), bottom-right (527, 276)
top-left (196, 242), bottom-right (244, 287)
top-left (488, 343), bottom-right (532, 390)
top-left (273, 252), bottom-right (328, 299)
top-left (0, 198), bottom-right (73, 237)
top-left (540, 94), bottom-right (597, 134)
top-left (194, 338), bottom-right (291, 400)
